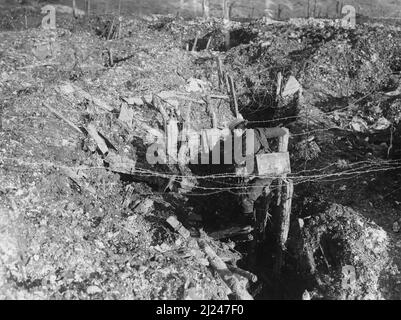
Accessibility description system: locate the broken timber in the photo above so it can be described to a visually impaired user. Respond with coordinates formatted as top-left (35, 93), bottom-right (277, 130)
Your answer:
top-left (166, 216), bottom-right (254, 300)
top-left (198, 239), bottom-right (254, 300)
top-left (86, 124), bottom-right (109, 155)
top-left (104, 152), bottom-right (136, 175)
top-left (274, 128), bottom-right (293, 275)
top-left (209, 226), bottom-right (253, 240)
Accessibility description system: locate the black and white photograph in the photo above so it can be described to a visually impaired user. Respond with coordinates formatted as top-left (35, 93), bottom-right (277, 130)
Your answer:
top-left (1, 0), bottom-right (401, 303)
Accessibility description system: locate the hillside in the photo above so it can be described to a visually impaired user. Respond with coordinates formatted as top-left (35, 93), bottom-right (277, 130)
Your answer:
top-left (1, 2), bottom-right (401, 301)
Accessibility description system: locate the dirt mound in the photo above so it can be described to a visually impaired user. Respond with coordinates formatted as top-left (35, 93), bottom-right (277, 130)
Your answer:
top-left (290, 203), bottom-right (393, 300)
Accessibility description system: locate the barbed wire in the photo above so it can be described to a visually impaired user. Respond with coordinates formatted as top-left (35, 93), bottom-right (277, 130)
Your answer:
top-left (1, 155), bottom-right (400, 197)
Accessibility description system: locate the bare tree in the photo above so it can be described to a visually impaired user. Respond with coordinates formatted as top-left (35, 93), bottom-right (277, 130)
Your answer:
top-left (265, 0), bottom-right (293, 20)
top-left (229, 1), bottom-right (236, 19)
top-left (72, 0), bottom-right (77, 18)
top-left (313, 0), bottom-right (317, 17)
top-left (202, 0), bottom-right (210, 19)
top-left (222, 0), bottom-right (229, 22)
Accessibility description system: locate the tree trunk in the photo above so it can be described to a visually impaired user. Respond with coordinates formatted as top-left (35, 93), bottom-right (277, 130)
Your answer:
top-left (264, 0), bottom-right (273, 19)
top-left (202, 0), bottom-right (210, 19)
top-left (222, 0), bottom-right (230, 22)
top-left (72, 0), bottom-right (77, 18)
top-left (229, 2), bottom-right (235, 19)
top-left (307, 0), bottom-right (310, 18)
top-left (313, 0), bottom-right (317, 18)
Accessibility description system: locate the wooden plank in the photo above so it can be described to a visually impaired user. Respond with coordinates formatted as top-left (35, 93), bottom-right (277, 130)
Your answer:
top-left (86, 124), bottom-right (109, 155)
top-left (166, 216), bottom-right (191, 239)
top-left (274, 179), bottom-right (294, 276)
top-left (255, 152), bottom-right (291, 176)
top-left (118, 102), bottom-right (134, 126)
top-left (278, 128), bottom-right (290, 152)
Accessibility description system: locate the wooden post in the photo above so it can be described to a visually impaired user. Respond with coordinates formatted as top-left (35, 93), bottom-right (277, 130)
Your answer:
top-left (108, 48), bottom-right (113, 67)
top-left (206, 95), bottom-right (217, 128)
top-left (216, 57), bottom-right (224, 89)
top-left (276, 72), bottom-right (283, 101)
top-left (274, 128), bottom-right (292, 276)
top-left (24, 8), bottom-right (27, 29)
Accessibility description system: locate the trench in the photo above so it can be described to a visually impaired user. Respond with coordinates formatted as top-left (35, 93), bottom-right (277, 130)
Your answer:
top-left (186, 28), bottom-right (258, 52)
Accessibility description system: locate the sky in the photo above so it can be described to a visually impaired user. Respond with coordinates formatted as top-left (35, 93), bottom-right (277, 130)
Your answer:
top-left (1, 0), bottom-right (401, 18)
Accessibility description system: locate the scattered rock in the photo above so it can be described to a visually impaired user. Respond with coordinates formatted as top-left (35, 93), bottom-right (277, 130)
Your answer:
top-left (87, 285), bottom-right (102, 295)
top-left (185, 78), bottom-right (208, 93)
top-left (281, 76), bottom-right (302, 99)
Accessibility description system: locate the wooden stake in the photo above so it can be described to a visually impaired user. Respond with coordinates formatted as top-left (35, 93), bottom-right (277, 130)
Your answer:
top-left (192, 32), bottom-right (199, 52)
top-left (205, 95), bottom-right (217, 128)
top-left (118, 17), bottom-right (122, 39)
top-left (108, 48), bottom-right (114, 67)
top-left (42, 103), bottom-right (83, 135)
top-left (206, 36), bottom-right (212, 51)
top-left (276, 72), bottom-right (283, 101)
top-left (224, 73), bottom-right (230, 93)
top-left (228, 75), bottom-right (239, 118)
top-left (107, 18), bottom-right (115, 40)
top-left (216, 57), bottom-right (224, 89)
